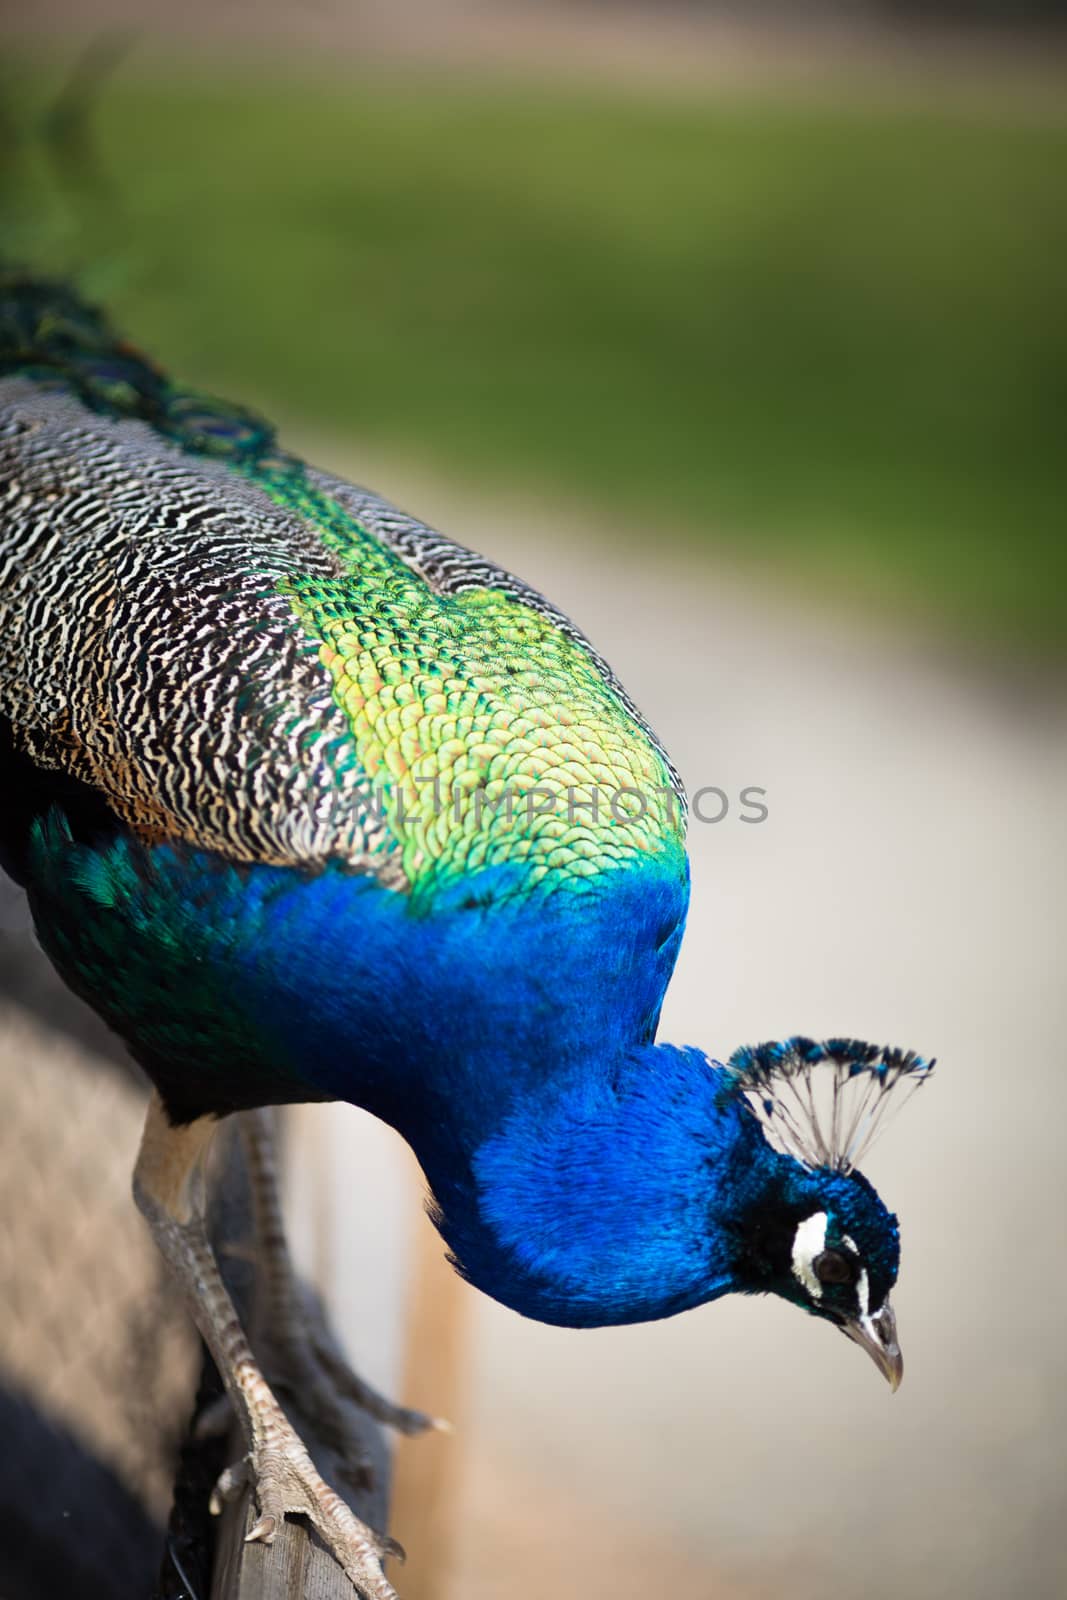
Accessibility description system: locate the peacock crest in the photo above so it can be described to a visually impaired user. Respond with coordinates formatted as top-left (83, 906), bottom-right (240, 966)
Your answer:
top-left (722, 1036), bottom-right (934, 1175)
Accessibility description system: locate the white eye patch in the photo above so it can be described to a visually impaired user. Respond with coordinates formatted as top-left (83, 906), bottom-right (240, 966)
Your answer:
top-left (842, 1233), bottom-right (871, 1316)
top-left (792, 1211), bottom-right (829, 1300)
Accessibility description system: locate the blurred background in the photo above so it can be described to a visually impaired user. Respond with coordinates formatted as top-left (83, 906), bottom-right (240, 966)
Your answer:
top-left (0, 3), bottom-right (1065, 1598)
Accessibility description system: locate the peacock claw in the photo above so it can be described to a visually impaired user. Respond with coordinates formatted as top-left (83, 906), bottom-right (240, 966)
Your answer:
top-left (245, 1512), bottom-right (278, 1544)
top-left (214, 1403), bottom-right (401, 1600)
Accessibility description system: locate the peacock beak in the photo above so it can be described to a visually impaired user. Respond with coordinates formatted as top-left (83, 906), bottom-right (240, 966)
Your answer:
top-left (843, 1301), bottom-right (903, 1391)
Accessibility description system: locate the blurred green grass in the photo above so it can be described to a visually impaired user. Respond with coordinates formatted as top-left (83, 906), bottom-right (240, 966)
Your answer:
top-left (7, 61), bottom-right (1067, 649)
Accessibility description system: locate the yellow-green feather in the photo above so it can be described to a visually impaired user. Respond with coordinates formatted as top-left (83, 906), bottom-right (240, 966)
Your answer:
top-left (254, 465), bottom-right (682, 893)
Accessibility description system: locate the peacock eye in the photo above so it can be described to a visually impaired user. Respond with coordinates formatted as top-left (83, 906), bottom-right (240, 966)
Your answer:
top-left (813, 1249), bottom-right (853, 1286)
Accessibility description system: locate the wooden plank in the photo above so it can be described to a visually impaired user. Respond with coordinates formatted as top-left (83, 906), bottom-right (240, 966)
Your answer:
top-left (211, 1498), bottom-right (360, 1600)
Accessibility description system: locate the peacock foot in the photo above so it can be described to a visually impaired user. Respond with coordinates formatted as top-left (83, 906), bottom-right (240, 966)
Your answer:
top-left (133, 1100), bottom-right (420, 1597)
top-left (210, 1369), bottom-right (405, 1600)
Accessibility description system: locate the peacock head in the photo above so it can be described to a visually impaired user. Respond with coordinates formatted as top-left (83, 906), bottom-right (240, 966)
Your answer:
top-left (724, 1037), bottom-right (934, 1390)
top-left (436, 1033), bottom-right (931, 1354)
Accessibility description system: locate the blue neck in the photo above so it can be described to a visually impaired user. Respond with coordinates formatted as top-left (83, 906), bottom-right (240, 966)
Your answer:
top-left (434, 1041), bottom-right (785, 1327)
top-left (218, 858), bottom-right (763, 1324)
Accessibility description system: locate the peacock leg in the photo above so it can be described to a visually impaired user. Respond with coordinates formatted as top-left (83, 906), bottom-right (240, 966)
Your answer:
top-left (133, 1094), bottom-right (402, 1600)
top-left (237, 1106), bottom-right (440, 1489)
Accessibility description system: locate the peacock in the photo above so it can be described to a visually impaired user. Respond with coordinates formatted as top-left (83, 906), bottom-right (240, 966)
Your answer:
top-left (0, 272), bottom-right (932, 1597)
